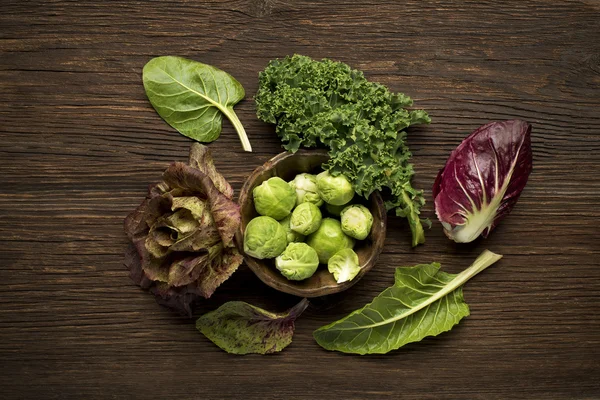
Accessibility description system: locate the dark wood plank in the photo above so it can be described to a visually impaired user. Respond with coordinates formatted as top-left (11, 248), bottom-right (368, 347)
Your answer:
top-left (1, 0), bottom-right (599, 399)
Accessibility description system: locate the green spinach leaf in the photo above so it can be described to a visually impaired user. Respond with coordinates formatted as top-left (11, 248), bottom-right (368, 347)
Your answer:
top-left (196, 298), bottom-right (309, 354)
top-left (313, 250), bottom-right (502, 354)
top-left (143, 56), bottom-right (251, 151)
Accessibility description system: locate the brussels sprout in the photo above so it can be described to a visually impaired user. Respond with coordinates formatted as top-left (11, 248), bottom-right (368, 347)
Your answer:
top-left (325, 203), bottom-right (345, 217)
top-left (316, 171), bottom-right (354, 206)
top-left (306, 218), bottom-right (354, 264)
top-left (289, 173), bottom-right (323, 207)
top-left (328, 248), bottom-right (361, 284)
top-left (275, 242), bottom-right (319, 281)
top-left (340, 204), bottom-right (374, 240)
top-left (253, 177), bottom-right (296, 220)
top-left (290, 202), bottom-right (322, 236)
top-left (279, 215), bottom-right (305, 243)
top-left (243, 216), bottom-right (288, 259)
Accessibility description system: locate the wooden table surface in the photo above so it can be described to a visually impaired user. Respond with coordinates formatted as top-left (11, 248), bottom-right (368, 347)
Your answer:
top-left (1, 1), bottom-right (599, 399)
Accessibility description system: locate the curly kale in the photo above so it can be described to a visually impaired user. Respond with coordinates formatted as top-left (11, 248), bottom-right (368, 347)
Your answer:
top-left (255, 55), bottom-right (431, 246)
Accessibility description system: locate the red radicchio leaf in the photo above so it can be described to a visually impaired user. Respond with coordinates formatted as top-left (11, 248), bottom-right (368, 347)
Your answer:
top-left (433, 120), bottom-right (533, 243)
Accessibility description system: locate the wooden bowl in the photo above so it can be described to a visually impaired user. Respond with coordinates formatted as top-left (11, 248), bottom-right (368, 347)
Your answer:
top-left (235, 150), bottom-right (387, 297)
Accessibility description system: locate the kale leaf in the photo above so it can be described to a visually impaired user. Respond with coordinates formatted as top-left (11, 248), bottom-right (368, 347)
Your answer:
top-left (255, 55), bottom-right (431, 246)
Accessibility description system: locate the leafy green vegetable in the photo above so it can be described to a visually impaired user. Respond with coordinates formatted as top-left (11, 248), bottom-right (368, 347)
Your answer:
top-left (340, 204), bottom-right (373, 240)
top-left (196, 298), bottom-right (309, 354)
top-left (327, 248), bottom-right (360, 284)
top-left (124, 143), bottom-right (243, 316)
top-left (276, 243), bottom-right (319, 281)
top-left (290, 202), bottom-right (322, 235)
top-left (253, 177), bottom-right (296, 220)
top-left (325, 203), bottom-right (345, 217)
top-left (243, 216), bottom-right (288, 259)
top-left (256, 54), bottom-right (431, 246)
top-left (289, 173), bottom-right (323, 207)
top-left (306, 218), bottom-right (354, 264)
top-left (143, 56), bottom-right (252, 151)
top-left (313, 250), bottom-right (502, 354)
top-left (316, 171), bottom-right (354, 206)
top-left (278, 215), bottom-right (305, 243)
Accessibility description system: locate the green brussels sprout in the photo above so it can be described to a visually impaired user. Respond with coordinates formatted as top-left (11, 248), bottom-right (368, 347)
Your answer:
top-left (290, 202), bottom-right (322, 236)
top-left (275, 242), bottom-right (319, 281)
top-left (325, 202), bottom-right (345, 217)
top-left (328, 248), bottom-right (361, 283)
top-left (243, 216), bottom-right (287, 259)
top-left (316, 171), bottom-right (354, 206)
top-left (253, 177), bottom-right (296, 220)
top-left (340, 204), bottom-right (374, 240)
top-left (279, 215), bottom-right (305, 244)
top-left (289, 173), bottom-right (323, 207)
top-left (306, 218), bottom-right (354, 264)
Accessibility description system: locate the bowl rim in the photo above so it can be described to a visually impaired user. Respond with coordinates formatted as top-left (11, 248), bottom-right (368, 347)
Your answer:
top-left (235, 149), bottom-right (387, 297)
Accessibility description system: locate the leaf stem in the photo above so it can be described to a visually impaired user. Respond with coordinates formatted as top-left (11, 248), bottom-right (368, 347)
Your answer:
top-left (402, 189), bottom-right (425, 247)
top-left (226, 108), bottom-right (252, 152)
top-left (449, 249), bottom-right (503, 292)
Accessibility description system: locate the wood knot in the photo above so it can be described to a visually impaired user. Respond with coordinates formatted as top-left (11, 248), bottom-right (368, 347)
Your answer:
top-left (248, 0), bottom-right (276, 18)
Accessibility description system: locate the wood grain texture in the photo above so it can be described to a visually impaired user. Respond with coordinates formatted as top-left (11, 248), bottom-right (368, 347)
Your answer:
top-left (1, 0), bottom-right (599, 398)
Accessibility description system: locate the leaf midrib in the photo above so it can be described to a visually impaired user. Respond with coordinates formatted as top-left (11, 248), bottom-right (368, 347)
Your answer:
top-left (160, 69), bottom-right (230, 116)
top-left (329, 250), bottom-right (502, 331)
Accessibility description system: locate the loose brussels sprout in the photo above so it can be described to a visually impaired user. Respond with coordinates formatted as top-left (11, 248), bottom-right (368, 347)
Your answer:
top-left (275, 242), bottom-right (319, 281)
top-left (328, 248), bottom-right (361, 284)
top-left (279, 215), bottom-right (305, 243)
top-left (316, 171), bottom-right (354, 206)
top-left (289, 173), bottom-right (323, 207)
top-left (306, 218), bottom-right (354, 264)
top-left (253, 177), bottom-right (296, 220)
top-left (340, 204), bottom-right (374, 240)
top-left (290, 202), bottom-right (322, 236)
top-left (243, 216), bottom-right (288, 259)
top-left (325, 203), bottom-right (345, 217)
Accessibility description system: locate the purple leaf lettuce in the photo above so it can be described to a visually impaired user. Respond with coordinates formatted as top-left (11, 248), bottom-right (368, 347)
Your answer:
top-left (124, 143), bottom-right (242, 316)
top-left (196, 299), bottom-right (309, 354)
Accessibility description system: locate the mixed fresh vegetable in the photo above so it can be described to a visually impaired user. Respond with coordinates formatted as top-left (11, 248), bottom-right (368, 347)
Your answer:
top-left (255, 55), bottom-right (431, 247)
top-left (126, 54), bottom-right (533, 355)
top-left (243, 172), bottom-right (371, 284)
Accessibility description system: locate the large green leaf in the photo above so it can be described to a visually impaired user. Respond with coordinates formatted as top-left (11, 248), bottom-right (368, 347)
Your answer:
top-left (197, 298), bottom-right (309, 354)
top-left (314, 250), bottom-right (502, 354)
top-left (143, 56), bottom-right (251, 151)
